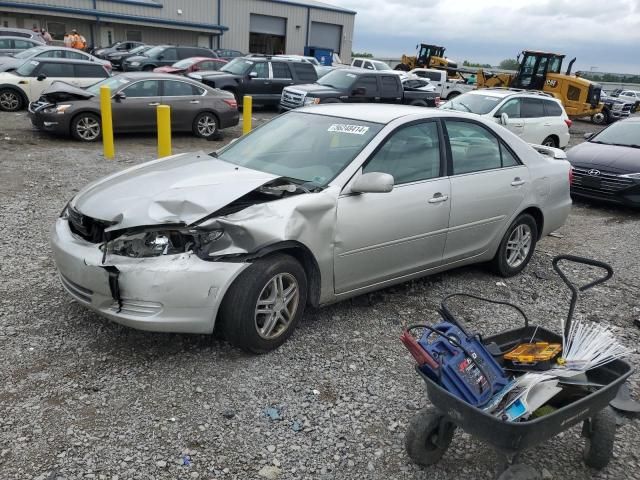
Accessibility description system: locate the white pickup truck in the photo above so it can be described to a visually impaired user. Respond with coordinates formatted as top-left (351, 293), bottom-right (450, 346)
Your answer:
top-left (409, 68), bottom-right (475, 100)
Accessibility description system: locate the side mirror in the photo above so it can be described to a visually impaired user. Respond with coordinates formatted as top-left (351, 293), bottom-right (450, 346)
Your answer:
top-left (500, 112), bottom-right (509, 125)
top-left (248, 71), bottom-right (258, 79)
top-left (36, 74), bottom-right (46, 81)
top-left (114, 91), bottom-right (126, 101)
top-left (584, 132), bottom-right (594, 140)
top-left (352, 87), bottom-right (367, 96)
top-left (351, 172), bottom-right (394, 194)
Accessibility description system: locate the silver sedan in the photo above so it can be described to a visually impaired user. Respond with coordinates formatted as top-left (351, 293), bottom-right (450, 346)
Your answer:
top-left (51, 105), bottom-right (572, 353)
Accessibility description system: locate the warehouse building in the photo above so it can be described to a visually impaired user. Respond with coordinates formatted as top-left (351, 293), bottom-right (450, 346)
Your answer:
top-left (0, 0), bottom-right (355, 61)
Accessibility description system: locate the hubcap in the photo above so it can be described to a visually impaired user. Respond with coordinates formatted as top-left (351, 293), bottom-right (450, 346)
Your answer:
top-left (254, 273), bottom-right (299, 340)
top-left (543, 139), bottom-right (555, 147)
top-left (506, 224), bottom-right (532, 268)
top-left (197, 115), bottom-right (216, 136)
top-left (0, 91), bottom-right (19, 110)
top-left (76, 117), bottom-right (100, 140)
top-left (593, 113), bottom-right (605, 124)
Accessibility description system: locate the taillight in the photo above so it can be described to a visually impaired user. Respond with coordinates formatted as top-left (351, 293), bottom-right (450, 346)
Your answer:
top-left (223, 99), bottom-right (237, 109)
top-left (104, 62), bottom-right (112, 71)
top-left (435, 96), bottom-right (441, 107)
top-left (564, 119), bottom-right (572, 128)
top-left (569, 167), bottom-right (574, 185)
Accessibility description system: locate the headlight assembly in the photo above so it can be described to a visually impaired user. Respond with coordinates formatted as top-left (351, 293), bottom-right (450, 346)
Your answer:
top-left (303, 96), bottom-right (320, 105)
top-left (44, 104), bottom-right (72, 114)
top-left (103, 229), bottom-right (225, 258)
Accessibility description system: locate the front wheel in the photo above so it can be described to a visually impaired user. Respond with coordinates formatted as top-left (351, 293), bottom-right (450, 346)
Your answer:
top-left (591, 110), bottom-right (610, 125)
top-left (218, 254), bottom-right (308, 354)
top-left (582, 407), bottom-right (616, 469)
top-left (71, 112), bottom-right (101, 142)
top-left (192, 112), bottom-right (218, 139)
top-left (0, 88), bottom-right (24, 112)
top-left (491, 213), bottom-right (538, 277)
top-left (405, 407), bottom-right (455, 466)
top-left (541, 136), bottom-right (558, 148)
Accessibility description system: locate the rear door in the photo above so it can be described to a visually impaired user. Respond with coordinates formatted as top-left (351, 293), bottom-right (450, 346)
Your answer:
top-left (161, 79), bottom-right (203, 131)
top-left (519, 97), bottom-right (548, 144)
top-left (442, 119), bottom-right (528, 263)
top-left (112, 79), bottom-right (161, 131)
top-left (157, 47), bottom-right (177, 66)
top-left (380, 75), bottom-right (402, 103)
top-left (269, 61), bottom-right (295, 99)
top-left (350, 75), bottom-right (379, 103)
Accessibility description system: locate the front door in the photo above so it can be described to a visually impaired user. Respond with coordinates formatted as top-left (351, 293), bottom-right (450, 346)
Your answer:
top-left (442, 119), bottom-right (528, 263)
top-left (27, 61), bottom-right (75, 101)
top-left (112, 79), bottom-right (161, 132)
top-left (495, 98), bottom-right (524, 137)
top-left (244, 61), bottom-right (271, 103)
top-left (100, 27), bottom-right (114, 48)
top-left (334, 121), bottom-right (450, 294)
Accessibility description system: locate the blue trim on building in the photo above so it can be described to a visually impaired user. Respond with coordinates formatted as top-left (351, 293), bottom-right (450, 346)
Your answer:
top-left (102, 0), bottom-right (162, 8)
top-left (0, 1), bottom-right (229, 31)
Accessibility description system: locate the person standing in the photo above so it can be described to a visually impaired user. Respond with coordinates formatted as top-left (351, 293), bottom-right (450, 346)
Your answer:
top-left (63, 32), bottom-right (73, 48)
top-left (41, 29), bottom-right (53, 44)
top-left (70, 29), bottom-right (86, 50)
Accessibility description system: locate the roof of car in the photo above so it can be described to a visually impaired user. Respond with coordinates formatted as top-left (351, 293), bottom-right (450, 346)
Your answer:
top-left (118, 72), bottom-right (204, 81)
top-left (24, 57), bottom-right (102, 65)
top-left (0, 35), bottom-right (43, 42)
top-left (466, 88), bottom-right (558, 101)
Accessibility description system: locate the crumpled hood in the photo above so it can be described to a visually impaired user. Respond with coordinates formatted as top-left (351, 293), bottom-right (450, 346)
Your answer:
top-left (41, 81), bottom-right (95, 100)
top-left (71, 151), bottom-right (279, 231)
top-left (567, 142), bottom-right (640, 171)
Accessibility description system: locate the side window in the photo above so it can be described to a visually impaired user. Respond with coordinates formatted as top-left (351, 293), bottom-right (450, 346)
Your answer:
top-left (163, 80), bottom-right (196, 97)
top-left (363, 61), bottom-right (374, 70)
top-left (426, 72), bottom-right (441, 82)
top-left (520, 98), bottom-right (545, 118)
top-left (501, 144), bottom-right (519, 167)
top-left (37, 50), bottom-right (64, 58)
top-left (38, 62), bottom-right (75, 77)
top-left (363, 122), bottom-right (441, 184)
top-left (75, 64), bottom-right (108, 78)
top-left (271, 62), bottom-right (292, 79)
top-left (250, 62), bottom-right (269, 79)
top-left (123, 80), bottom-right (160, 97)
top-left (192, 84), bottom-right (205, 95)
top-left (497, 98), bottom-right (521, 118)
top-left (292, 63), bottom-right (317, 82)
top-left (14, 39), bottom-right (35, 49)
top-left (161, 48), bottom-right (177, 61)
top-left (0, 38), bottom-right (11, 48)
top-left (446, 120), bottom-right (502, 175)
top-left (381, 76), bottom-right (400, 95)
top-left (353, 76), bottom-right (379, 96)
top-left (543, 100), bottom-right (563, 116)
top-left (352, 59), bottom-right (362, 67)
top-left (64, 50), bottom-right (87, 60)
top-left (567, 85), bottom-right (581, 101)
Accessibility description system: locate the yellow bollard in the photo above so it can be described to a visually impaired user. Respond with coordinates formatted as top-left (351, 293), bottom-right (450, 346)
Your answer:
top-left (157, 105), bottom-right (172, 158)
top-left (100, 86), bottom-right (114, 159)
top-left (242, 95), bottom-right (252, 135)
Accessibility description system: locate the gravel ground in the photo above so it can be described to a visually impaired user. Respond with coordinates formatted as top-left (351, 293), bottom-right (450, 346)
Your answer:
top-left (1, 110), bottom-right (639, 480)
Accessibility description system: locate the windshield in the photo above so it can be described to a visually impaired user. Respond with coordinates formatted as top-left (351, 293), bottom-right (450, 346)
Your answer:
top-left (14, 47), bottom-right (44, 59)
top-left (216, 112), bottom-right (383, 186)
top-left (86, 76), bottom-right (132, 95)
top-left (590, 121), bottom-right (640, 148)
top-left (220, 57), bottom-right (253, 75)
top-left (172, 58), bottom-right (198, 68)
top-left (143, 46), bottom-right (166, 58)
top-left (15, 60), bottom-right (39, 77)
top-left (440, 92), bottom-right (503, 114)
top-left (372, 60), bottom-right (392, 71)
top-left (129, 45), bottom-right (148, 55)
top-left (318, 70), bottom-right (358, 89)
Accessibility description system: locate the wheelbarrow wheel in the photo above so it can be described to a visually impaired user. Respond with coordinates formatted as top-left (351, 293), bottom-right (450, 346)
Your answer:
top-left (405, 407), bottom-right (455, 466)
top-left (497, 464), bottom-right (540, 480)
top-left (582, 407), bottom-right (616, 469)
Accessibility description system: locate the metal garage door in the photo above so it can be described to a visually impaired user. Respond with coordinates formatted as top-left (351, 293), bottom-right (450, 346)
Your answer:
top-left (309, 22), bottom-right (342, 53)
top-left (250, 14), bottom-right (286, 36)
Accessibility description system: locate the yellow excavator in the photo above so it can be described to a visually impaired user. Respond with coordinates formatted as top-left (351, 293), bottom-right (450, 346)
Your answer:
top-left (395, 43), bottom-right (457, 71)
top-left (476, 50), bottom-right (603, 118)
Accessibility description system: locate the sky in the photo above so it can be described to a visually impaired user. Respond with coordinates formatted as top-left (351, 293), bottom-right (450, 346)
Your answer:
top-left (322, 0), bottom-right (640, 74)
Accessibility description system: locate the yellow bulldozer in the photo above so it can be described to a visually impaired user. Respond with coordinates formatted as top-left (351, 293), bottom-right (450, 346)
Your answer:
top-left (395, 43), bottom-right (457, 71)
top-left (476, 50), bottom-right (603, 118)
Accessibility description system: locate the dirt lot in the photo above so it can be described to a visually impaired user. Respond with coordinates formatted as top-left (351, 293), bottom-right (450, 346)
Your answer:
top-left (0, 109), bottom-right (639, 480)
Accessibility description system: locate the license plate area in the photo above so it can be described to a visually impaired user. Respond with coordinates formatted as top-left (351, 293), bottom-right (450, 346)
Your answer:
top-left (582, 176), bottom-right (601, 188)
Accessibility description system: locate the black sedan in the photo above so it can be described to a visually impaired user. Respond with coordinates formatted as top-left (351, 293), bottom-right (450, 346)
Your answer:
top-left (28, 73), bottom-right (239, 141)
top-left (567, 117), bottom-right (640, 206)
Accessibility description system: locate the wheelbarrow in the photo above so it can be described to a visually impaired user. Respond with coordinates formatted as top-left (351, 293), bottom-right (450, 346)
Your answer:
top-left (404, 256), bottom-right (633, 479)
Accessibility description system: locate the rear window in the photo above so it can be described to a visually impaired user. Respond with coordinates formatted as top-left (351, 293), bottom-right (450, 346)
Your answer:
top-left (0, 38), bottom-right (11, 49)
top-left (75, 64), bottom-right (108, 78)
top-left (291, 62), bottom-right (317, 82)
top-left (543, 100), bottom-right (563, 116)
top-left (39, 62), bottom-right (75, 77)
top-left (14, 39), bottom-right (36, 49)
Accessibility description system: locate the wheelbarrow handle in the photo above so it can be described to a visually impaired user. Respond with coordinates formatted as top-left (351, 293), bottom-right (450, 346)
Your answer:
top-left (551, 255), bottom-right (613, 337)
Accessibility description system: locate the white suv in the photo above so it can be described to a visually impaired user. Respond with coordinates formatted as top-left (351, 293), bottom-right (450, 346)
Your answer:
top-left (0, 58), bottom-right (109, 112)
top-left (440, 89), bottom-right (571, 148)
top-left (617, 90), bottom-right (640, 112)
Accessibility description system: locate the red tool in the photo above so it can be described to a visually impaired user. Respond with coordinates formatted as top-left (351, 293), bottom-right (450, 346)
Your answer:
top-left (400, 330), bottom-right (439, 369)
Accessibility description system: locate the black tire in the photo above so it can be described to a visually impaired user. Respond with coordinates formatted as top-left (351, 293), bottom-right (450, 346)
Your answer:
top-left (394, 63), bottom-right (410, 71)
top-left (541, 135), bottom-right (558, 148)
top-left (218, 254), bottom-right (308, 354)
top-left (192, 111), bottom-right (218, 139)
top-left (0, 88), bottom-right (24, 112)
top-left (446, 92), bottom-right (460, 100)
top-left (591, 109), bottom-right (610, 125)
top-left (583, 408), bottom-right (616, 469)
top-left (409, 100), bottom-right (428, 107)
top-left (491, 213), bottom-right (538, 277)
top-left (321, 98), bottom-right (341, 104)
top-left (497, 465), bottom-right (541, 480)
top-left (70, 112), bottom-right (102, 142)
top-left (405, 407), bottom-right (455, 466)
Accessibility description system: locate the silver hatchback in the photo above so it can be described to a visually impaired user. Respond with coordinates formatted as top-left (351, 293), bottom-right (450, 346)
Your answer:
top-left (51, 104), bottom-right (572, 353)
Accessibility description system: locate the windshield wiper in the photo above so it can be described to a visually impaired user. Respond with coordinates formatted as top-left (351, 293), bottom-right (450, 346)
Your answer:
top-left (589, 140), bottom-right (608, 145)
top-left (454, 102), bottom-right (472, 112)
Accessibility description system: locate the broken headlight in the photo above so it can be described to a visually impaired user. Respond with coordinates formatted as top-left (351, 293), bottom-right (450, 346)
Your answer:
top-left (104, 229), bottom-right (224, 258)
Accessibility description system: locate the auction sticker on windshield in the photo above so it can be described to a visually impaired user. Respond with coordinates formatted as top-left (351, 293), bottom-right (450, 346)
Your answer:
top-left (328, 124), bottom-right (370, 135)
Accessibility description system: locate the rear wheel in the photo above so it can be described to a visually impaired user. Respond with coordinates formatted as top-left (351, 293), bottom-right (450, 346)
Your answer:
top-left (71, 113), bottom-right (101, 142)
top-left (447, 92), bottom-right (460, 100)
top-left (218, 254), bottom-right (308, 354)
top-left (541, 135), bottom-right (558, 148)
top-left (582, 408), bottom-right (616, 469)
top-left (0, 88), bottom-right (24, 112)
top-left (591, 109), bottom-right (610, 125)
top-left (491, 214), bottom-right (538, 277)
top-left (192, 112), bottom-right (218, 139)
top-left (405, 407), bottom-right (455, 466)
top-left (409, 99), bottom-right (427, 107)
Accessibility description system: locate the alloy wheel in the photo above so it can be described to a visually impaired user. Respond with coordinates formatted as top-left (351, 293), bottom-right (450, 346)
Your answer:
top-left (197, 114), bottom-right (217, 137)
top-left (76, 116), bottom-right (100, 141)
top-left (506, 224), bottom-right (532, 268)
top-left (0, 91), bottom-right (19, 111)
top-left (254, 273), bottom-right (299, 340)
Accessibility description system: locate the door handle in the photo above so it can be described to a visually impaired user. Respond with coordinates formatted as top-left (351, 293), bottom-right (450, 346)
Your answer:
top-left (189, 100), bottom-right (200, 104)
top-left (148, 102), bottom-right (160, 106)
top-left (511, 177), bottom-right (526, 187)
top-left (543, 123), bottom-right (552, 126)
top-left (428, 193), bottom-right (449, 204)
